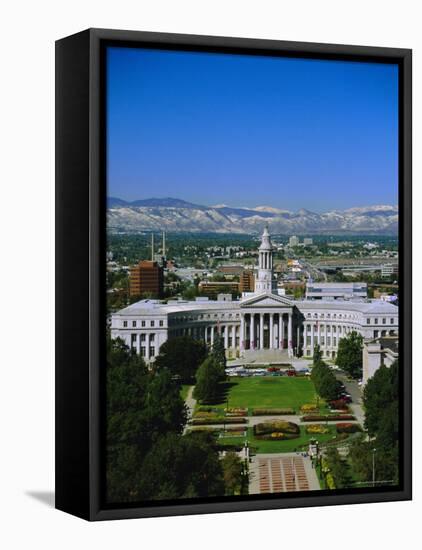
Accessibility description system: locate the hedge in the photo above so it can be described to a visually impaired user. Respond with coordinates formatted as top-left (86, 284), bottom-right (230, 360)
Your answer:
top-left (336, 423), bottom-right (362, 433)
top-left (252, 408), bottom-right (295, 416)
top-left (189, 417), bottom-right (247, 425)
top-left (301, 414), bottom-right (356, 422)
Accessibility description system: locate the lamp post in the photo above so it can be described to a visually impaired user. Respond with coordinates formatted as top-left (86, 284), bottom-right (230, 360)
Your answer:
top-left (372, 448), bottom-right (377, 488)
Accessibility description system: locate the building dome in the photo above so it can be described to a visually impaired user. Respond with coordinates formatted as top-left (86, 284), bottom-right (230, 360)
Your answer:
top-left (259, 225), bottom-right (273, 251)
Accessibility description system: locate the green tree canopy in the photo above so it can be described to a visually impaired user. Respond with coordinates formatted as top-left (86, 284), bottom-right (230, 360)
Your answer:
top-left (193, 355), bottom-right (221, 403)
top-left (212, 332), bottom-right (227, 380)
top-left (106, 337), bottom-right (187, 502)
top-left (313, 343), bottom-right (323, 367)
top-left (363, 360), bottom-right (399, 439)
top-left (221, 452), bottom-right (247, 496)
top-left (154, 335), bottom-right (207, 382)
top-left (336, 331), bottom-right (363, 379)
top-left (138, 432), bottom-right (225, 500)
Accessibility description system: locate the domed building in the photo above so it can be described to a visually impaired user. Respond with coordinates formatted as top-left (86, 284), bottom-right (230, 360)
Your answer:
top-left (111, 227), bottom-right (399, 364)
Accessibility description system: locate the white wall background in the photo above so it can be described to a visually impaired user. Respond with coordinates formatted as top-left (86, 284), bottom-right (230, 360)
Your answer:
top-left (0, 0), bottom-right (419, 547)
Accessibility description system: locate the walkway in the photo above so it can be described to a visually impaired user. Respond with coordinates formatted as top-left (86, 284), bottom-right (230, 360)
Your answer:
top-left (183, 386), bottom-right (196, 435)
top-left (249, 452), bottom-right (320, 495)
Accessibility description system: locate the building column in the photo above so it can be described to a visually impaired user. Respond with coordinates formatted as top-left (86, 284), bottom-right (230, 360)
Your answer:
top-left (240, 315), bottom-right (245, 350)
top-left (224, 325), bottom-right (229, 349)
top-left (296, 325), bottom-right (300, 354)
top-left (259, 313), bottom-right (264, 350)
top-left (231, 324), bottom-right (236, 349)
top-left (288, 314), bottom-right (292, 352)
top-left (318, 323), bottom-right (322, 349)
top-left (145, 334), bottom-right (150, 361)
top-left (211, 325), bottom-right (215, 347)
top-left (279, 314), bottom-right (284, 349)
top-left (136, 334), bottom-right (141, 355)
top-left (310, 323), bottom-right (314, 352)
top-left (269, 313), bottom-right (274, 349)
top-left (250, 314), bottom-right (255, 349)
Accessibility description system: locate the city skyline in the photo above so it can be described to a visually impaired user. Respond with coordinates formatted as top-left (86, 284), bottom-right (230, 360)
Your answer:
top-left (107, 47), bottom-right (398, 212)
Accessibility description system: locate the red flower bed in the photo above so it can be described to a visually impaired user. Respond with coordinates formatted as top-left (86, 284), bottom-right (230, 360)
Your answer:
top-left (329, 399), bottom-right (349, 411)
top-left (336, 423), bottom-right (362, 433)
top-left (301, 414), bottom-right (356, 422)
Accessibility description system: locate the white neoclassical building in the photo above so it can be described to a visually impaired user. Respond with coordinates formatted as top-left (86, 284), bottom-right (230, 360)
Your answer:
top-left (111, 228), bottom-right (399, 363)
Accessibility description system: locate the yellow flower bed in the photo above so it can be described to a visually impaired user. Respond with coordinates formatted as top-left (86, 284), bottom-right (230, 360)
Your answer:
top-left (326, 473), bottom-right (336, 490)
top-left (301, 403), bottom-right (318, 412)
top-left (305, 424), bottom-right (329, 434)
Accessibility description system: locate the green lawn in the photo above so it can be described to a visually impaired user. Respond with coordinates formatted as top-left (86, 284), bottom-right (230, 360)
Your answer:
top-left (218, 425), bottom-right (338, 454)
top-left (219, 376), bottom-right (325, 411)
top-left (180, 385), bottom-right (192, 402)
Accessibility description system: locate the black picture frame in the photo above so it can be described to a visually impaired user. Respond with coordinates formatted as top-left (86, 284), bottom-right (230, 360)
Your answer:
top-left (55, 28), bottom-right (412, 521)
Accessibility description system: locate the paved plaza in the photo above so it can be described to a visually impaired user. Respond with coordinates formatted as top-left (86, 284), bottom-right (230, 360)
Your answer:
top-left (249, 453), bottom-right (320, 494)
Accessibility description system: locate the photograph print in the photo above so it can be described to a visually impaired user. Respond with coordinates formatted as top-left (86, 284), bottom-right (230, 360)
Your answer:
top-left (105, 45), bottom-right (401, 506)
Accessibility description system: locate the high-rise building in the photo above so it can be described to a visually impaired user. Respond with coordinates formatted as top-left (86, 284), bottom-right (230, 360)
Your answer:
top-left (381, 263), bottom-right (399, 278)
top-left (289, 235), bottom-right (299, 247)
top-left (129, 260), bottom-right (164, 298)
top-left (239, 269), bottom-right (255, 293)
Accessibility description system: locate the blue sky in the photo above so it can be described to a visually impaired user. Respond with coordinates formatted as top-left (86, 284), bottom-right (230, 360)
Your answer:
top-left (106, 47), bottom-right (398, 212)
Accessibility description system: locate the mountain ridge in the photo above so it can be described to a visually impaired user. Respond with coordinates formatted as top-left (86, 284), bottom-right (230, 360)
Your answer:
top-left (107, 197), bottom-right (398, 235)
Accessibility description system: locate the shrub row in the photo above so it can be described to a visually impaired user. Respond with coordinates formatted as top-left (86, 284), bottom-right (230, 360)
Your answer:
top-left (336, 423), bottom-right (362, 433)
top-left (224, 407), bottom-right (247, 415)
top-left (252, 408), bottom-right (295, 416)
top-left (189, 417), bottom-right (247, 426)
top-left (301, 414), bottom-right (356, 422)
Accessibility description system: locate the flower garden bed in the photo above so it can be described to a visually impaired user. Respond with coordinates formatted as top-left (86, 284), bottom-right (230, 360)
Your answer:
top-left (329, 399), bottom-right (350, 411)
top-left (301, 414), bottom-right (356, 422)
top-left (300, 403), bottom-right (319, 413)
top-left (252, 407), bottom-right (296, 416)
top-left (253, 420), bottom-right (300, 440)
top-left (254, 431), bottom-right (299, 441)
top-left (336, 422), bottom-right (362, 433)
top-left (305, 424), bottom-right (330, 434)
top-left (189, 417), bottom-right (247, 426)
top-left (224, 407), bottom-right (248, 416)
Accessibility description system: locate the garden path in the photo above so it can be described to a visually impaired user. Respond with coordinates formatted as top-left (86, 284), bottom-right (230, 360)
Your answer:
top-left (183, 386), bottom-right (197, 434)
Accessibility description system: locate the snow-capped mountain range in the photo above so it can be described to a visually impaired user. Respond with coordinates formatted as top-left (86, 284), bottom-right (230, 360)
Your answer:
top-left (107, 197), bottom-right (398, 235)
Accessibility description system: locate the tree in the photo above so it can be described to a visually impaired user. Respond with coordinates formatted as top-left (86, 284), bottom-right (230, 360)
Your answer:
top-left (311, 360), bottom-right (340, 401)
top-left (313, 343), bottom-right (323, 367)
top-left (154, 336), bottom-right (207, 382)
top-left (193, 356), bottom-right (221, 403)
top-left (221, 452), bottom-right (247, 495)
top-left (106, 337), bottom-right (187, 502)
top-left (211, 332), bottom-right (227, 380)
top-left (348, 361), bottom-right (400, 486)
top-left (363, 361), bottom-right (399, 439)
top-left (138, 432), bottom-right (225, 500)
top-left (324, 447), bottom-right (352, 489)
top-left (336, 331), bottom-right (363, 379)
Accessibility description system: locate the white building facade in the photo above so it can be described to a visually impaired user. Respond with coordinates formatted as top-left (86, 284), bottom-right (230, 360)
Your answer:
top-left (111, 228), bottom-right (399, 363)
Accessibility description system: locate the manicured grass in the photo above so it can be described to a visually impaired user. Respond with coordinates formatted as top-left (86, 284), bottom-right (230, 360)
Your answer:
top-left (180, 385), bottom-right (192, 402)
top-left (218, 425), bottom-right (338, 454)
top-left (219, 376), bottom-right (326, 411)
